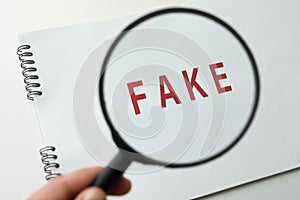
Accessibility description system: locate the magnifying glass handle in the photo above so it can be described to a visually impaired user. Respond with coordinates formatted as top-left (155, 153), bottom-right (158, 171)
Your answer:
top-left (92, 151), bottom-right (132, 194)
top-left (92, 166), bottom-right (125, 194)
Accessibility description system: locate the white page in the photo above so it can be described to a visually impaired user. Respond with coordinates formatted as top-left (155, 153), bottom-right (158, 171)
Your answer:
top-left (18, 0), bottom-right (300, 199)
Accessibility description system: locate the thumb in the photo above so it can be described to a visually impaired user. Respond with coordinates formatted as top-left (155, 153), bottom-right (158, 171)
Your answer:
top-left (75, 186), bottom-right (107, 200)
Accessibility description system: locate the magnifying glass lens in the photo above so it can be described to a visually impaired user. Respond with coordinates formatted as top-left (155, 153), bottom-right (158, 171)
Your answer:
top-left (100, 9), bottom-right (259, 166)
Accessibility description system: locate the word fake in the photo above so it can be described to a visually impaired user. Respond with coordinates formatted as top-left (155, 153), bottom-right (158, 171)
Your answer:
top-left (127, 62), bottom-right (232, 115)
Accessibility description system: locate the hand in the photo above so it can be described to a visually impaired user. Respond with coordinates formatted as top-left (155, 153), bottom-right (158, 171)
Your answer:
top-left (29, 167), bottom-right (131, 200)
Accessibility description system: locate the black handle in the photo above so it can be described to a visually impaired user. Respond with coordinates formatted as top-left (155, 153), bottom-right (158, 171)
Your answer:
top-left (92, 151), bottom-right (132, 194)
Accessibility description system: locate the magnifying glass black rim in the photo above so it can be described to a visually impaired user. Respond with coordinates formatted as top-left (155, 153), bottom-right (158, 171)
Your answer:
top-left (99, 7), bottom-right (260, 168)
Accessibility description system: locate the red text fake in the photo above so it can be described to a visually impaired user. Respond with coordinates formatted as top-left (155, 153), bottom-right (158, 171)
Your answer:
top-left (127, 62), bottom-right (232, 115)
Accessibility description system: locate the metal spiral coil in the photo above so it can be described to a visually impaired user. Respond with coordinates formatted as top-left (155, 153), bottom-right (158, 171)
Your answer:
top-left (39, 146), bottom-right (61, 180)
top-left (17, 45), bottom-right (42, 100)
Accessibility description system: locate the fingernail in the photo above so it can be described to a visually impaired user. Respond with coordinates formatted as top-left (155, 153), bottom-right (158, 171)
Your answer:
top-left (83, 190), bottom-right (106, 200)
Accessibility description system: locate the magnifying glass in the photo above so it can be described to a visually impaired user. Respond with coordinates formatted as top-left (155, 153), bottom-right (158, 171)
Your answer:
top-left (91, 7), bottom-right (260, 194)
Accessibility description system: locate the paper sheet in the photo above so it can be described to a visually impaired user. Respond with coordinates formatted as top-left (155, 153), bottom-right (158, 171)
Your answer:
top-left (19, 0), bottom-right (300, 199)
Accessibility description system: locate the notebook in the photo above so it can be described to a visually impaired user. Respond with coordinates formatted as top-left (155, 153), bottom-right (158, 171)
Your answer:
top-left (17, 0), bottom-right (300, 199)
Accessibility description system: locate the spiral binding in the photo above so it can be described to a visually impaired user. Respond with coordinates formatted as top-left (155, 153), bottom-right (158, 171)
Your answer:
top-left (17, 45), bottom-right (42, 100)
top-left (39, 146), bottom-right (61, 180)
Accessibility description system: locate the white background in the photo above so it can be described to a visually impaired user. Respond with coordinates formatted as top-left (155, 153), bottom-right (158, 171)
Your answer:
top-left (1, 0), bottom-right (299, 199)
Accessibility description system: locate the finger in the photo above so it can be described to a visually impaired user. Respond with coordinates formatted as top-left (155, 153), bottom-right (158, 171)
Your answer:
top-left (29, 167), bottom-right (103, 200)
top-left (75, 187), bottom-right (106, 200)
top-left (111, 176), bottom-right (131, 195)
top-left (29, 166), bottom-right (131, 200)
